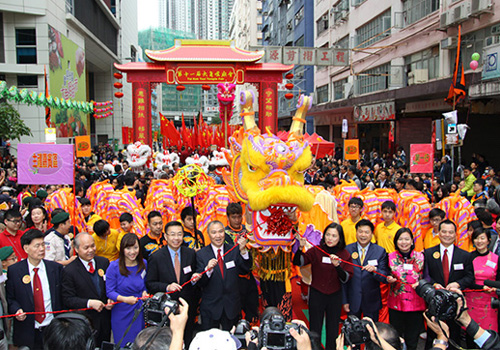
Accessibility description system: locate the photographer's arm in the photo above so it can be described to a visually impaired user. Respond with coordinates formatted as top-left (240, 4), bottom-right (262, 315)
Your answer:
top-left (364, 317), bottom-right (397, 350)
top-left (423, 314), bottom-right (449, 350)
top-left (167, 297), bottom-right (189, 350)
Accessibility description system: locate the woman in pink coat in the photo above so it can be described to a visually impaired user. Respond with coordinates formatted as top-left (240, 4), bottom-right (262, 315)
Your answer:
top-left (466, 228), bottom-right (499, 347)
top-left (386, 228), bottom-right (426, 350)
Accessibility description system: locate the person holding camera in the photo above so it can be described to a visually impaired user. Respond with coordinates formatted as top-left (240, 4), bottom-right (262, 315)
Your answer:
top-left (423, 219), bottom-right (474, 349)
top-left (386, 228), bottom-right (425, 350)
top-left (293, 223), bottom-right (353, 350)
top-left (196, 220), bottom-right (252, 331)
top-left (466, 227), bottom-right (499, 341)
top-left (424, 288), bottom-right (500, 350)
top-left (343, 219), bottom-right (389, 322)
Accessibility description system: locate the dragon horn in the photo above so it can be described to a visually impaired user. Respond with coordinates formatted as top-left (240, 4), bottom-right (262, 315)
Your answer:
top-left (289, 94), bottom-right (312, 137)
top-left (240, 90), bottom-right (257, 131)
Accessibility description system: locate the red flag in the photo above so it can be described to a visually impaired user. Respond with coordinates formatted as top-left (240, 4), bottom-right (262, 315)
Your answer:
top-left (44, 66), bottom-right (51, 127)
top-left (445, 25), bottom-right (466, 105)
top-left (160, 113), bottom-right (168, 148)
top-left (166, 119), bottom-right (180, 147)
top-left (122, 127), bottom-right (129, 144)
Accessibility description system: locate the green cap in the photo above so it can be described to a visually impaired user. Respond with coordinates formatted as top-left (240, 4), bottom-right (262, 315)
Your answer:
top-left (0, 246), bottom-right (14, 261)
top-left (51, 212), bottom-right (70, 225)
top-left (36, 189), bottom-right (48, 199)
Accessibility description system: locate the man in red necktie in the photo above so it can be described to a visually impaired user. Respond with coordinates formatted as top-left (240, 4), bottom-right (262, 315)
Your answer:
top-left (61, 233), bottom-right (113, 347)
top-left (6, 229), bottom-right (63, 350)
top-left (195, 220), bottom-right (252, 331)
top-left (423, 219), bottom-right (474, 350)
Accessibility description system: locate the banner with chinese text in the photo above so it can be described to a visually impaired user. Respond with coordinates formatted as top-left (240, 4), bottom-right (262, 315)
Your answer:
top-left (344, 139), bottom-right (359, 160)
top-left (18, 144), bottom-right (74, 185)
top-left (75, 135), bottom-right (91, 157)
top-left (410, 144), bottom-right (434, 173)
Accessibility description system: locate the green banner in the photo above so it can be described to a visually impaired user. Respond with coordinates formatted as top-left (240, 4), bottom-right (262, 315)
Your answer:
top-left (48, 25), bottom-right (88, 137)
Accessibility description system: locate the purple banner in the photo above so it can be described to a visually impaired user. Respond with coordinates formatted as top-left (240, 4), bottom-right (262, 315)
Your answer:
top-left (17, 144), bottom-right (74, 185)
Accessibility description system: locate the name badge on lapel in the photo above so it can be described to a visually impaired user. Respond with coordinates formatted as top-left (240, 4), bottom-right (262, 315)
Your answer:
top-left (368, 259), bottom-right (378, 266)
top-left (486, 260), bottom-right (497, 269)
top-left (183, 266), bottom-right (192, 274)
top-left (453, 263), bottom-right (464, 270)
top-left (322, 256), bottom-right (332, 264)
top-left (403, 264), bottom-right (413, 271)
top-left (226, 261), bottom-right (235, 269)
top-left (141, 270), bottom-right (146, 279)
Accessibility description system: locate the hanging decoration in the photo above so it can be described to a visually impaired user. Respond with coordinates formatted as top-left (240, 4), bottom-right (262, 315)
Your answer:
top-left (0, 80), bottom-right (94, 113)
top-left (93, 100), bottom-right (114, 119)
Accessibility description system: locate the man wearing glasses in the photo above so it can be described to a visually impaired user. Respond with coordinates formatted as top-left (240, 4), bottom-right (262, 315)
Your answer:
top-left (341, 197), bottom-right (375, 245)
top-left (0, 209), bottom-right (26, 260)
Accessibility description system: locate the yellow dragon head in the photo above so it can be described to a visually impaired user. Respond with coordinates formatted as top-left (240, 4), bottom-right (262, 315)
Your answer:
top-left (223, 91), bottom-right (315, 251)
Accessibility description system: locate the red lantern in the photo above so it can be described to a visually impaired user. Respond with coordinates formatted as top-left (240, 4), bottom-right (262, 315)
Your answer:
top-left (113, 73), bottom-right (123, 79)
top-left (114, 82), bottom-right (123, 89)
top-left (202, 85), bottom-right (211, 91)
top-left (285, 93), bottom-right (294, 99)
top-left (285, 73), bottom-right (294, 79)
top-left (285, 83), bottom-right (294, 90)
top-left (176, 85), bottom-right (185, 92)
top-left (114, 92), bottom-right (124, 98)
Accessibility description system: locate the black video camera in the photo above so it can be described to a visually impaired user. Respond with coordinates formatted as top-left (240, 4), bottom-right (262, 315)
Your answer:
top-left (415, 280), bottom-right (461, 321)
top-left (258, 307), bottom-right (304, 350)
top-left (144, 292), bottom-right (179, 327)
top-left (341, 315), bottom-right (374, 346)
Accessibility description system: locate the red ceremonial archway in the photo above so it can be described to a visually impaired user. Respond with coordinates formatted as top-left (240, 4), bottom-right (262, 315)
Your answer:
top-left (114, 40), bottom-right (293, 147)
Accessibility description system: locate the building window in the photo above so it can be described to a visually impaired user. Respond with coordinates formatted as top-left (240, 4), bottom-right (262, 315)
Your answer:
top-left (316, 84), bottom-right (329, 103)
top-left (358, 63), bottom-right (391, 94)
top-left (334, 35), bottom-right (350, 49)
top-left (317, 12), bottom-right (329, 36)
top-left (295, 35), bottom-right (304, 47)
top-left (403, 0), bottom-right (439, 26)
top-left (130, 46), bottom-right (137, 62)
top-left (405, 46), bottom-right (439, 81)
top-left (334, 78), bottom-right (348, 100)
top-left (356, 10), bottom-right (391, 48)
top-left (16, 28), bottom-right (37, 64)
top-left (333, 0), bottom-right (349, 24)
top-left (17, 75), bottom-right (38, 87)
top-left (294, 6), bottom-right (304, 26)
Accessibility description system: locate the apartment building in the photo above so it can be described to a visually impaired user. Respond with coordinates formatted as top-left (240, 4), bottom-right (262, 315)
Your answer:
top-left (312, 0), bottom-right (499, 161)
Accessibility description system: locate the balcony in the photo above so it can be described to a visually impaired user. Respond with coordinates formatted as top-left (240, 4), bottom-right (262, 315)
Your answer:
top-left (67, 0), bottom-right (118, 54)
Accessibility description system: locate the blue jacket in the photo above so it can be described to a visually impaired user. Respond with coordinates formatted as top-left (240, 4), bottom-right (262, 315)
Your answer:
top-left (342, 242), bottom-right (389, 314)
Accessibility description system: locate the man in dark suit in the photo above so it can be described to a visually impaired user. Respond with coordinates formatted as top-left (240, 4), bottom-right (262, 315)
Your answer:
top-left (196, 220), bottom-right (251, 331)
top-left (146, 220), bottom-right (200, 346)
top-left (6, 229), bottom-right (63, 350)
top-left (342, 219), bottom-right (389, 321)
top-left (423, 219), bottom-right (474, 350)
top-left (62, 233), bottom-right (113, 347)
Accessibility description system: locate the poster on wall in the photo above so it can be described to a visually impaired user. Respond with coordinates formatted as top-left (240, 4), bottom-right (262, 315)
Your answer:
top-left (48, 25), bottom-right (88, 138)
top-left (410, 144), bottom-right (434, 173)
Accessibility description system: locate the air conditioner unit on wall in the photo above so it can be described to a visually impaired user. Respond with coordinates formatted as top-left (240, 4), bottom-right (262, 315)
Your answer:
top-left (414, 69), bottom-right (428, 83)
top-left (440, 11), bottom-right (449, 29)
top-left (484, 35), bottom-right (500, 47)
top-left (471, 0), bottom-right (492, 15)
top-left (453, 2), bottom-right (471, 23)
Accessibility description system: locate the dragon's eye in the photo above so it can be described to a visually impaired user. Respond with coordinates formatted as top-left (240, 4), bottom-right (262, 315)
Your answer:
top-left (248, 164), bottom-right (257, 172)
